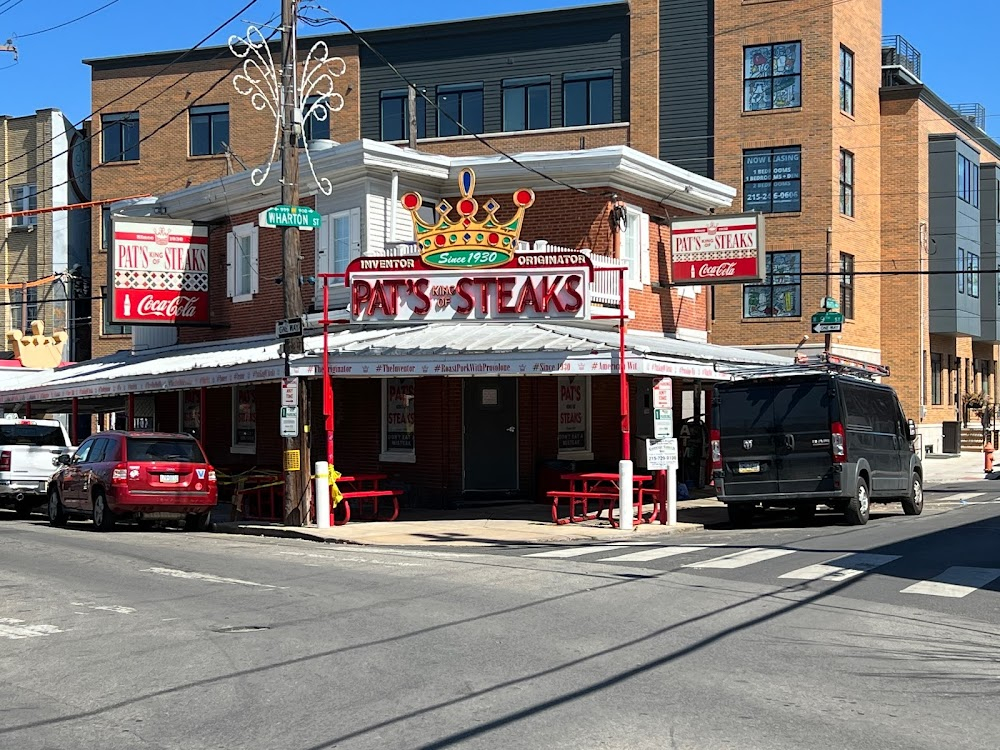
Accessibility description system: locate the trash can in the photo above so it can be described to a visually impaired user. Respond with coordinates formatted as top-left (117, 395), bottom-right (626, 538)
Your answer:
top-left (942, 421), bottom-right (962, 454)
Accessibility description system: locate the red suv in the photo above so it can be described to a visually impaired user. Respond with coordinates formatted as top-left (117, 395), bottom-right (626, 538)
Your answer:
top-left (47, 431), bottom-right (217, 531)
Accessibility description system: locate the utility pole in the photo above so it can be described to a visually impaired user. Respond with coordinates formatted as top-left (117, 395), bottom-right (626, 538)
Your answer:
top-left (407, 85), bottom-right (418, 149)
top-left (280, 0), bottom-right (309, 526)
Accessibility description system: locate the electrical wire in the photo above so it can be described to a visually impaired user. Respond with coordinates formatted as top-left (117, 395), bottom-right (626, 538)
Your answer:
top-left (0, 0), bottom-right (26, 18)
top-left (17, 0), bottom-right (123, 38)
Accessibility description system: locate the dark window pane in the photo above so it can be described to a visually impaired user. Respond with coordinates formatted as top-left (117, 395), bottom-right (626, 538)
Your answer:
top-left (381, 96), bottom-right (404, 141)
top-left (743, 146), bottom-right (801, 213)
top-left (504, 87), bottom-right (525, 131)
top-left (0, 424), bottom-right (67, 446)
top-left (438, 92), bottom-right (461, 136)
top-left (463, 89), bottom-right (483, 134)
top-left (122, 120), bottom-right (139, 160)
top-left (126, 437), bottom-right (205, 462)
top-left (527, 85), bottom-right (549, 129)
top-left (589, 77), bottom-right (613, 124)
top-left (212, 112), bottom-right (229, 154)
top-left (564, 80), bottom-right (587, 126)
top-left (190, 115), bottom-right (211, 156)
top-left (102, 206), bottom-right (111, 250)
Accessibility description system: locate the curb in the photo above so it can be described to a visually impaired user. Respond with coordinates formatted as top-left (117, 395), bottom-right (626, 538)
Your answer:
top-left (211, 520), bottom-right (707, 547)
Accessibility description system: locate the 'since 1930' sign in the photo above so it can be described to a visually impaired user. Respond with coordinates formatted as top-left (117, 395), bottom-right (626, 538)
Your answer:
top-left (111, 218), bottom-right (210, 326)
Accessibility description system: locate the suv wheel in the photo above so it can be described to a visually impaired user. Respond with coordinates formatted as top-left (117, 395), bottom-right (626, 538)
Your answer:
top-left (47, 490), bottom-right (67, 527)
top-left (846, 478), bottom-right (871, 526)
top-left (92, 491), bottom-right (116, 532)
top-left (902, 474), bottom-right (924, 516)
top-left (727, 503), bottom-right (755, 527)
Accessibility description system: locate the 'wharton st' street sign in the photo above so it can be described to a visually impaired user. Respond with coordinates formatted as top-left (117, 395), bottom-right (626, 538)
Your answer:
top-left (259, 205), bottom-right (322, 230)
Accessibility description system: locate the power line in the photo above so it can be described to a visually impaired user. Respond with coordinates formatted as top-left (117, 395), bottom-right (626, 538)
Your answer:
top-left (0, 0), bottom-right (26, 18)
top-left (17, 0), bottom-right (124, 38)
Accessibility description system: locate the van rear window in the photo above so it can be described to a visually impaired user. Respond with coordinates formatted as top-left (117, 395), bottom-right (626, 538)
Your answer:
top-left (126, 438), bottom-right (205, 463)
top-left (717, 381), bottom-right (831, 433)
top-left (717, 385), bottom-right (777, 433)
top-left (0, 424), bottom-right (67, 446)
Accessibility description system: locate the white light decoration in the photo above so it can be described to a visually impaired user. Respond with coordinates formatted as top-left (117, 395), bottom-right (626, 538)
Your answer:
top-left (229, 24), bottom-right (346, 195)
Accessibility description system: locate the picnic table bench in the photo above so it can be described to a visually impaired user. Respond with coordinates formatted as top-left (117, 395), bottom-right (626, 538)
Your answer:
top-left (547, 472), bottom-right (657, 527)
top-left (330, 474), bottom-right (402, 526)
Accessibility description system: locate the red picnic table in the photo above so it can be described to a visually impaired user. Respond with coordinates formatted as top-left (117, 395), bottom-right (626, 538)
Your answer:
top-left (548, 471), bottom-right (658, 527)
top-left (329, 473), bottom-right (402, 526)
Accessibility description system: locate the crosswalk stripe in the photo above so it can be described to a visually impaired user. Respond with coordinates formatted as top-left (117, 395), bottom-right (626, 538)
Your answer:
top-left (683, 547), bottom-right (795, 569)
top-left (936, 492), bottom-right (985, 503)
top-left (601, 546), bottom-right (710, 563)
top-left (779, 553), bottom-right (900, 582)
top-left (525, 545), bottom-right (631, 558)
top-left (900, 567), bottom-right (1000, 598)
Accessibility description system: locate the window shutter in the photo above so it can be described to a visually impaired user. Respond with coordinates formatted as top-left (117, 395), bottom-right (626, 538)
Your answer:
top-left (316, 215), bottom-right (329, 275)
top-left (226, 232), bottom-right (235, 298)
top-left (250, 226), bottom-right (260, 295)
top-left (639, 212), bottom-right (650, 286)
top-left (350, 206), bottom-right (362, 262)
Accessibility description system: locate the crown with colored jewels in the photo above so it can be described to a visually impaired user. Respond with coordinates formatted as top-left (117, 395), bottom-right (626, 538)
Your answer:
top-left (400, 168), bottom-right (535, 269)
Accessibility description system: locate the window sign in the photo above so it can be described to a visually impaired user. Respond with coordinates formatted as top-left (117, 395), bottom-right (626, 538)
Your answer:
top-left (232, 385), bottom-right (256, 452)
top-left (743, 147), bottom-right (801, 213)
top-left (557, 376), bottom-right (591, 456)
top-left (382, 378), bottom-right (415, 459)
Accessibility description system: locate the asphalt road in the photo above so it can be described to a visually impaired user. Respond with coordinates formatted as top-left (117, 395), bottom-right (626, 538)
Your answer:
top-left (2, 498), bottom-right (999, 750)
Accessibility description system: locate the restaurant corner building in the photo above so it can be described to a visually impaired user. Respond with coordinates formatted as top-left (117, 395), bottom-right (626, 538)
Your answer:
top-left (0, 140), bottom-right (786, 519)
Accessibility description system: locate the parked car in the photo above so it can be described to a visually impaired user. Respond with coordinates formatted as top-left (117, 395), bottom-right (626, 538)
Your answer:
top-left (712, 371), bottom-right (922, 526)
top-left (47, 431), bottom-right (217, 531)
top-left (0, 418), bottom-right (73, 518)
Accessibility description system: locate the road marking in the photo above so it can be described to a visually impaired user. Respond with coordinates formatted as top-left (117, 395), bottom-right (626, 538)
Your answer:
top-left (71, 602), bottom-right (136, 614)
top-left (936, 492), bottom-right (985, 503)
top-left (683, 547), bottom-right (796, 569)
top-left (900, 567), bottom-right (1000, 598)
top-left (600, 546), bottom-right (712, 563)
top-left (525, 545), bottom-right (632, 558)
top-left (0, 617), bottom-right (62, 640)
top-left (779, 553), bottom-right (900, 582)
top-left (141, 567), bottom-right (283, 589)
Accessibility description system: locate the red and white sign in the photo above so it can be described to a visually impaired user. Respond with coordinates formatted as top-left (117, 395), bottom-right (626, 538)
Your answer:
top-left (346, 253), bottom-right (592, 323)
top-left (670, 213), bottom-right (765, 286)
top-left (111, 219), bottom-right (210, 326)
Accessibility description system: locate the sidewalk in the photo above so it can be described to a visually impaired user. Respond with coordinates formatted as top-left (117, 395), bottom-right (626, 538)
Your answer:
top-left (212, 499), bottom-right (723, 547)
top-left (921, 450), bottom-right (993, 484)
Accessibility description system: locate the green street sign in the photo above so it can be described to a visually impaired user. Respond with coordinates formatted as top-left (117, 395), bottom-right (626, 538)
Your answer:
top-left (822, 296), bottom-right (840, 310)
top-left (810, 311), bottom-right (844, 325)
top-left (258, 204), bottom-right (322, 230)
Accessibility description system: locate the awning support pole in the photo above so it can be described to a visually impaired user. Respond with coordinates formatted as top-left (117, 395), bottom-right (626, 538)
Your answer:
top-left (200, 387), bottom-right (207, 445)
top-left (127, 393), bottom-right (134, 431)
top-left (71, 398), bottom-right (78, 444)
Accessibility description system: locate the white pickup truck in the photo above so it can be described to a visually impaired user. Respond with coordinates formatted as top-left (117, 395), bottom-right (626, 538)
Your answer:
top-left (0, 418), bottom-right (74, 518)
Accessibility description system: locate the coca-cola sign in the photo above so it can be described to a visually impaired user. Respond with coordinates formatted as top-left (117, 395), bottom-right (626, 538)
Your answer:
top-left (110, 218), bottom-right (210, 325)
top-left (670, 213), bottom-right (766, 286)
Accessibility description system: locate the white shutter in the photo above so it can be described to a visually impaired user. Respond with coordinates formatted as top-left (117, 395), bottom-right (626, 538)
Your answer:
top-left (250, 226), bottom-right (260, 295)
top-left (350, 207), bottom-right (362, 263)
top-left (226, 232), bottom-right (235, 298)
top-left (316, 216), bottom-right (329, 276)
top-left (639, 212), bottom-right (650, 286)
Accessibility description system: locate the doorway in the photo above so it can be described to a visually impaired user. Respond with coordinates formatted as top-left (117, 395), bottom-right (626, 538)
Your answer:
top-left (463, 379), bottom-right (518, 491)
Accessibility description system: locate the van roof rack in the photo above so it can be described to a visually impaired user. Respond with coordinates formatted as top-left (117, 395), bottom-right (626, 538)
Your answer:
top-left (717, 352), bottom-right (890, 381)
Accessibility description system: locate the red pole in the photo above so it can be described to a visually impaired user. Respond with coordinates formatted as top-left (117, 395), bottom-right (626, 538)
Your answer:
top-left (323, 279), bottom-right (334, 467)
top-left (619, 266), bottom-right (630, 461)
top-left (70, 398), bottom-right (78, 445)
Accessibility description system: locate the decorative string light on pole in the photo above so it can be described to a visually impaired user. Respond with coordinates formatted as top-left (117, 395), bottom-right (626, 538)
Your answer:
top-left (227, 21), bottom-right (346, 195)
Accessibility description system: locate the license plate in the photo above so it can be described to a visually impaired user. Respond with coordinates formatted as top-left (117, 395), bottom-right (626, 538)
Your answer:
top-left (160, 474), bottom-right (179, 484)
top-left (738, 462), bottom-right (760, 474)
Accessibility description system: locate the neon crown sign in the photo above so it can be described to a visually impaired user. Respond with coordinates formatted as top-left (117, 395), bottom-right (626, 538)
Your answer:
top-left (400, 167), bottom-right (535, 270)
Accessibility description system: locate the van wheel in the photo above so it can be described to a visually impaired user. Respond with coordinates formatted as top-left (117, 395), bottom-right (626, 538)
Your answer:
top-left (47, 490), bottom-right (67, 527)
top-left (902, 474), bottom-right (924, 516)
top-left (795, 504), bottom-right (816, 524)
top-left (185, 512), bottom-right (211, 532)
top-left (727, 503), bottom-right (755, 527)
top-left (845, 478), bottom-right (870, 526)
top-left (92, 492), bottom-right (116, 532)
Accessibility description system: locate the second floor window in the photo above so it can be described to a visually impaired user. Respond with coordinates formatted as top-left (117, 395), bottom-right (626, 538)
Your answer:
top-left (437, 84), bottom-right (484, 137)
top-left (503, 77), bottom-right (550, 131)
top-left (743, 146), bottom-right (801, 213)
top-left (563, 70), bottom-right (613, 127)
top-left (10, 287), bottom-right (38, 330)
top-left (958, 154), bottom-right (980, 207)
top-left (189, 104), bottom-right (229, 156)
top-left (226, 224), bottom-right (258, 302)
top-left (10, 184), bottom-right (37, 227)
top-left (101, 285), bottom-right (129, 336)
top-left (302, 96), bottom-right (330, 142)
top-left (101, 112), bottom-right (139, 162)
top-left (744, 42), bottom-right (802, 111)
top-left (744, 251), bottom-right (801, 318)
top-left (102, 206), bottom-right (112, 250)
top-left (840, 253), bottom-right (855, 319)
top-left (380, 90), bottom-right (427, 141)
top-left (840, 149), bottom-right (854, 216)
top-left (839, 46), bottom-right (854, 115)
top-left (966, 250), bottom-right (980, 298)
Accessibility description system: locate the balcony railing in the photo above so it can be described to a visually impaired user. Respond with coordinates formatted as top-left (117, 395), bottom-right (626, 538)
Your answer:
top-left (951, 103), bottom-right (987, 131)
top-left (881, 35), bottom-right (921, 80)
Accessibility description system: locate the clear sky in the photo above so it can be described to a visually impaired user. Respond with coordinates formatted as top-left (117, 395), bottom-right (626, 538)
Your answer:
top-left (0, 0), bottom-right (997, 135)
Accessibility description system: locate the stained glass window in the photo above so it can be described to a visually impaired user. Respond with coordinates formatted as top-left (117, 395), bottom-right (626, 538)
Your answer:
top-left (743, 251), bottom-right (801, 318)
top-left (744, 42), bottom-right (802, 111)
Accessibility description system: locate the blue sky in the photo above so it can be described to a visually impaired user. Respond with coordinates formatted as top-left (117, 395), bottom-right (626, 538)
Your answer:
top-left (1, 0), bottom-right (997, 134)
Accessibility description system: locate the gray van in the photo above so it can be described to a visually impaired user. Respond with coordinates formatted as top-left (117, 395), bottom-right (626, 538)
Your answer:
top-left (711, 372), bottom-right (922, 526)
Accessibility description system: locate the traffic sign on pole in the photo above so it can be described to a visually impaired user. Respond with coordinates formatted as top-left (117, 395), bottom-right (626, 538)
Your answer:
top-left (259, 205), bottom-right (322, 230)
